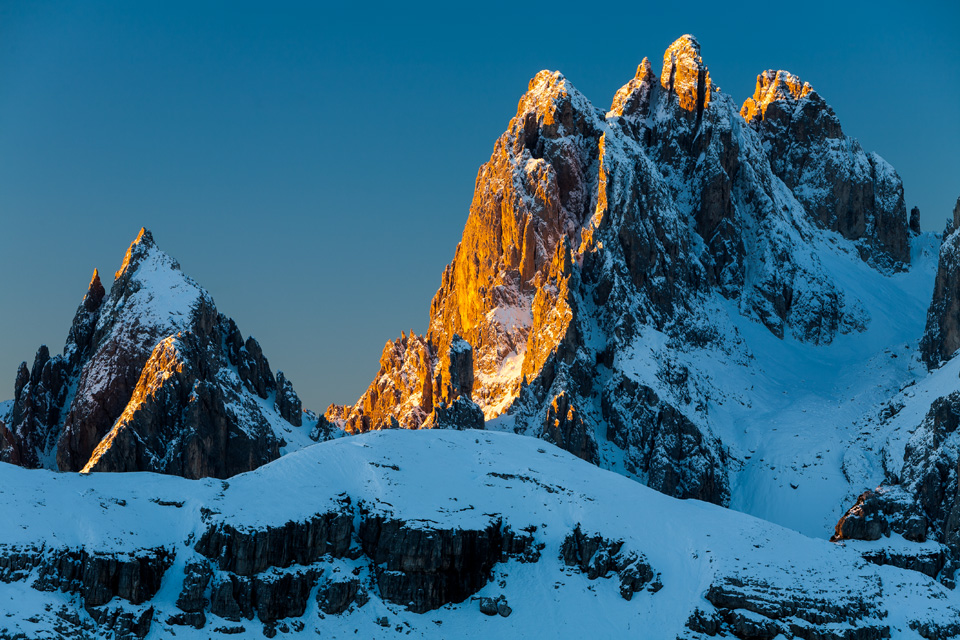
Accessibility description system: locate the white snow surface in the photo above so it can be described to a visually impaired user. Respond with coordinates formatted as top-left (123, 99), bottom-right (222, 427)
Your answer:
top-left (0, 429), bottom-right (957, 639)
top-left (607, 232), bottom-right (942, 537)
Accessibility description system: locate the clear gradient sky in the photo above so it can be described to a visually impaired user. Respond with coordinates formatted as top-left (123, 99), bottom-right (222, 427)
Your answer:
top-left (1, 1), bottom-right (958, 412)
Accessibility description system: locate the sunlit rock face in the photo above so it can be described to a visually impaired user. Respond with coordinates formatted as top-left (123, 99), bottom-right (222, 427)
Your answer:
top-left (742, 69), bottom-right (910, 269)
top-left (0, 228), bottom-right (309, 478)
top-left (337, 35), bottom-right (911, 506)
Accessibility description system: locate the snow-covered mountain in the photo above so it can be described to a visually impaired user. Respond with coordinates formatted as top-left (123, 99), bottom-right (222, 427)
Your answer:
top-left (329, 34), bottom-right (932, 531)
top-left (0, 228), bottom-right (318, 478)
top-left (2, 33), bottom-right (960, 639)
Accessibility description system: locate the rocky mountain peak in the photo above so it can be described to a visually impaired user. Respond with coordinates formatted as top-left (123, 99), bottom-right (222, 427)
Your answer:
top-left (740, 69), bottom-right (815, 124)
top-left (660, 34), bottom-right (712, 115)
top-left (512, 70), bottom-right (600, 159)
top-left (609, 57), bottom-right (656, 120)
top-left (83, 269), bottom-right (106, 312)
top-left (1, 228), bottom-right (314, 477)
top-left (115, 227), bottom-right (159, 281)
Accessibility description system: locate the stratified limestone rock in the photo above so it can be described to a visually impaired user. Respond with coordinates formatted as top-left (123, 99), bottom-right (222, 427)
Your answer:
top-left (921, 197), bottom-right (960, 368)
top-left (195, 509), bottom-right (354, 576)
top-left (358, 515), bottom-right (505, 614)
top-left (689, 576), bottom-right (889, 640)
top-left (0, 542), bottom-right (174, 636)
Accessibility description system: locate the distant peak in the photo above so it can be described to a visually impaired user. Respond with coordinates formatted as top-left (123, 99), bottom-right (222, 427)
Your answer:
top-left (115, 228), bottom-right (157, 280)
top-left (741, 70), bottom-right (815, 123)
top-left (661, 34), bottom-right (711, 114)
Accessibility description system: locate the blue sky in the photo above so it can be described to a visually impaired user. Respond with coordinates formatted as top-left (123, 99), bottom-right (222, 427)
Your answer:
top-left (1, 0), bottom-right (957, 411)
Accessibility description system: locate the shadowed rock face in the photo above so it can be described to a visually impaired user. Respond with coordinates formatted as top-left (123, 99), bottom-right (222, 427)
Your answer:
top-left (921, 197), bottom-right (960, 368)
top-left (2, 271), bottom-right (105, 468)
top-left (742, 69), bottom-right (910, 269)
top-left (833, 391), bottom-right (960, 587)
top-left (1, 228), bottom-right (306, 478)
top-left (334, 35), bottom-right (908, 507)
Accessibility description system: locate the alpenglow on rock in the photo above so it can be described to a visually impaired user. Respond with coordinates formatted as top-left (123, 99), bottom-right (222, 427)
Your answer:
top-left (329, 35), bottom-right (911, 507)
top-left (0, 228), bottom-right (312, 478)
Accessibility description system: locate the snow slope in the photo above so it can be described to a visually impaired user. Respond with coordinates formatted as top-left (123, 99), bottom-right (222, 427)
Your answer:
top-left (590, 232), bottom-right (941, 538)
top-left (0, 429), bottom-right (957, 639)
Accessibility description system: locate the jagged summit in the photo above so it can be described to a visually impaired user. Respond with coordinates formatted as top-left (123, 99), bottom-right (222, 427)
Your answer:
top-left (336, 34), bottom-right (915, 515)
top-left (115, 226), bottom-right (157, 279)
top-left (82, 268), bottom-right (105, 312)
top-left (609, 57), bottom-right (655, 119)
top-left (660, 34), bottom-right (712, 115)
top-left (741, 69), bottom-right (816, 124)
top-left (1, 228), bottom-right (316, 478)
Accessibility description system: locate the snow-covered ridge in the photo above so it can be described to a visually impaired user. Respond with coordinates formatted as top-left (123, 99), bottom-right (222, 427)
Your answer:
top-left (1, 430), bottom-right (957, 639)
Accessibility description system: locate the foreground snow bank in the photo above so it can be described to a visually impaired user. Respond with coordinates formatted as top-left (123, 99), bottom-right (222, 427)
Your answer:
top-left (0, 430), bottom-right (957, 639)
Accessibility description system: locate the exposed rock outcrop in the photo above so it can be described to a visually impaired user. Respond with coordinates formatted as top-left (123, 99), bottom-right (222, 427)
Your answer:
top-left (921, 197), bottom-right (960, 368)
top-left (560, 525), bottom-right (659, 600)
top-left (688, 576), bottom-right (890, 640)
top-left (833, 392), bottom-right (960, 586)
top-left (742, 69), bottom-right (910, 269)
top-left (358, 515), bottom-right (505, 614)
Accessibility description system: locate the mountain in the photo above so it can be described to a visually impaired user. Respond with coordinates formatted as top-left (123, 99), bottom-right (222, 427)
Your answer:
top-left (0, 430), bottom-right (957, 640)
top-left (2, 33), bottom-right (960, 639)
top-left (330, 34), bottom-right (919, 515)
top-left (0, 228), bottom-right (319, 478)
